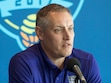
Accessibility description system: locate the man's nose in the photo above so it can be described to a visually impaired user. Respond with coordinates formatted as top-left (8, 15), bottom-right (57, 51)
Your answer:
top-left (63, 29), bottom-right (70, 40)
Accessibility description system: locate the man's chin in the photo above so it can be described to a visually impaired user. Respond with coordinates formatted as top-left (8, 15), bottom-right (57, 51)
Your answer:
top-left (62, 51), bottom-right (72, 57)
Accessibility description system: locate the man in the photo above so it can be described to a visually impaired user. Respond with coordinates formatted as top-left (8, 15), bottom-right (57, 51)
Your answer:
top-left (9, 4), bottom-right (101, 83)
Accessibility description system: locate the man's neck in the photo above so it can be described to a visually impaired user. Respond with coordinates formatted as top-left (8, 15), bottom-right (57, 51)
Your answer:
top-left (50, 57), bottom-right (65, 70)
top-left (41, 43), bottom-right (65, 70)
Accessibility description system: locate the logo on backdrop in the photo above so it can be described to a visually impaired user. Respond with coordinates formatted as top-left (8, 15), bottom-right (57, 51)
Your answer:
top-left (0, 0), bottom-right (84, 50)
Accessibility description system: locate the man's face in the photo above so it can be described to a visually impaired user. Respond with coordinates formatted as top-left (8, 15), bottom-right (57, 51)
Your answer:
top-left (41, 11), bottom-right (74, 58)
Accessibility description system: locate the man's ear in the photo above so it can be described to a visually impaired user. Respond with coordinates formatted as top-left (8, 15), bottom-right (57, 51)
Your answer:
top-left (35, 26), bottom-right (44, 40)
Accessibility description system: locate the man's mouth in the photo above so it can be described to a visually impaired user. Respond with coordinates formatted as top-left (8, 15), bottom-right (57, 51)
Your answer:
top-left (62, 43), bottom-right (71, 47)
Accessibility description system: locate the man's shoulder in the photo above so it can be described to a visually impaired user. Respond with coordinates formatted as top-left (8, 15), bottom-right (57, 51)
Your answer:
top-left (11, 44), bottom-right (41, 62)
top-left (72, 48), bottom-right (94, 61)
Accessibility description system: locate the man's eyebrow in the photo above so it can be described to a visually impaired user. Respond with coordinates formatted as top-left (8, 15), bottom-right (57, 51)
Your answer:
top-left (56, 25), bottom-right (64, 27)
top-left (69, 25), bottom-right (74, 27)
top-left (55, 24), bottom-right (74, 28)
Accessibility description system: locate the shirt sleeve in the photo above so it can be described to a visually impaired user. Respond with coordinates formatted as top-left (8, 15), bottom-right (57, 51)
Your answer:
top-left (9, 54), bottom-right (33, 83)
top-left (86, 54), bottom-right (102, 83)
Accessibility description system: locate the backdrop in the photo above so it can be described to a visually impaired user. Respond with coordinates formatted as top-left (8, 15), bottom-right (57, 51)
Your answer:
top-left (0, 0), bottom-right (111, 83)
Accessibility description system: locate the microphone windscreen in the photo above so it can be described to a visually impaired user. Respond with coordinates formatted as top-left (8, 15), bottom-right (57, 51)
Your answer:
top-left (66, 58), bottom-right (81, 72)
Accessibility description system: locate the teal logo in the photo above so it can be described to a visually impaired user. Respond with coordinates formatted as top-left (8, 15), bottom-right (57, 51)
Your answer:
top-left (0, 0), bottom-right (84, 50)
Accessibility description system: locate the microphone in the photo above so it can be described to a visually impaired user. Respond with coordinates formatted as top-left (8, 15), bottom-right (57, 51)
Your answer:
top-left (66, 58), bottom-right (87, 83)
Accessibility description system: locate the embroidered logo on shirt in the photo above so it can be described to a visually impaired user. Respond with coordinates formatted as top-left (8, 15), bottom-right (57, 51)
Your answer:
top-left (68, 75), bottom-right (80, 83)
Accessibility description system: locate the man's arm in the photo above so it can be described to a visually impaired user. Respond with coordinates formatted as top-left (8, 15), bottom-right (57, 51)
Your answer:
top-left (9, 54), bottom-right (33, 83)
top-left (87, 55), bottom-right (102, 83)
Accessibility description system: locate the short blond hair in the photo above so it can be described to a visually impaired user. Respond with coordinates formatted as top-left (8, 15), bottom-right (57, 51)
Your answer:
top-left (36, 4), bottom-right (71, 30)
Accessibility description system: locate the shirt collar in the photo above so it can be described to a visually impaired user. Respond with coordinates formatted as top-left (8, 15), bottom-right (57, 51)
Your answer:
top-left (38, 43), bottom-right (58, 70)
top-left (38, 43), bottom-right (75, 71)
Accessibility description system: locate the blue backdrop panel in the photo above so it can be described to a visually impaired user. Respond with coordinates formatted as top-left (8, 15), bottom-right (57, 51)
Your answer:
top-left (0, 0), bottom-right (111, 83)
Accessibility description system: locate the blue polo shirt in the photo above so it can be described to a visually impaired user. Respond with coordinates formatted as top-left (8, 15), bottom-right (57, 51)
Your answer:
top-left (9, 43), bottom-right (101, 83)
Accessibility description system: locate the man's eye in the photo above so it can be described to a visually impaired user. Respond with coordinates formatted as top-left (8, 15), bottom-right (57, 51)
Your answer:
top-left (54, 29), bottom-right (61, 33)
top-left (69, 27), bottom-right (73, 31)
